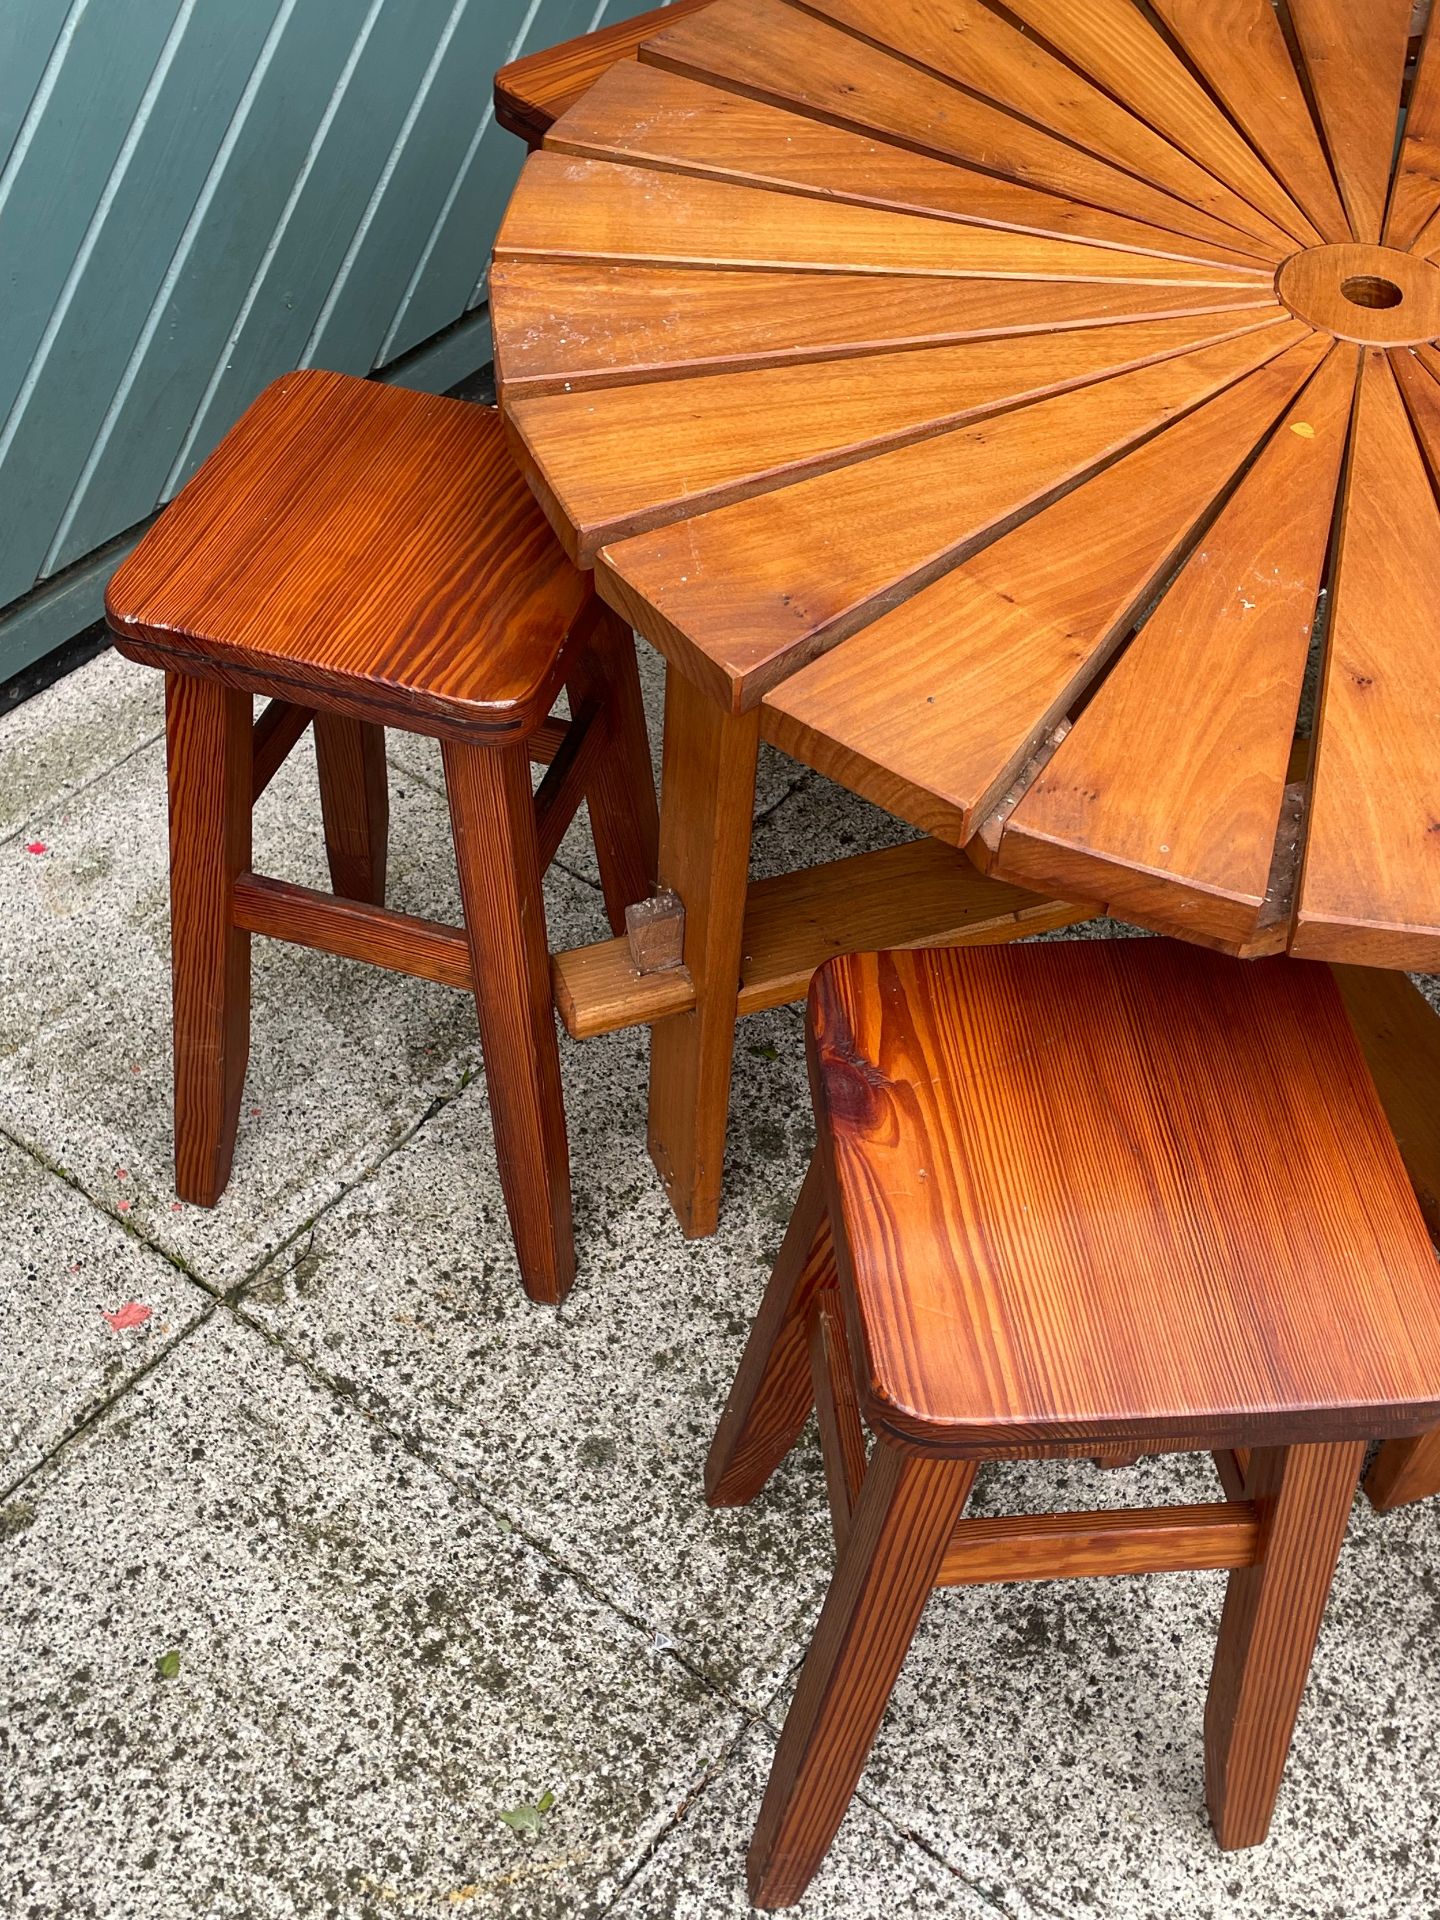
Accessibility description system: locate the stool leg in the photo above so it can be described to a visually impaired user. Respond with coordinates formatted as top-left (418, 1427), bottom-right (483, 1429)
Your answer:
top-left (566, 601), bottom-right (658, 934)
top-left (1204, 1439), bottom-right (1364, 1849)
top-left (1365, 1428), bottom-right (1440, 1511)
top-left (443, 737), bottom-right (574, 1304)
top-left (749, 1444), bottom-right (977, 1910)
top-left (314, 713), bottom-right (388, 905)
top-left (165, 673), bottom-right (252, 1205)
top-left (707, 1152), bottom-right (836, 1505)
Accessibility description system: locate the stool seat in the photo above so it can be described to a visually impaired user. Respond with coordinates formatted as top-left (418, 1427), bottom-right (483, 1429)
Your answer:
top-left (811, 942), bottom-right (1440, 1455)
top-left (105, 369), bottom-right (587, 742)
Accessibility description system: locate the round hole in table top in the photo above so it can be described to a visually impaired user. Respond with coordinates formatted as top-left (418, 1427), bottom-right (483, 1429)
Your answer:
top-left (492, 0), bottom-right (1440, 973)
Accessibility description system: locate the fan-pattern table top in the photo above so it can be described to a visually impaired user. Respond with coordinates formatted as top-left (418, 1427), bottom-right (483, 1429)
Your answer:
top-left (492, 0), bottom-right (1440, 970)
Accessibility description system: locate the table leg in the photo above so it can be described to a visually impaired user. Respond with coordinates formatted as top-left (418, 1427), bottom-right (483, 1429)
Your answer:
top-left (1331, 965), bottom-right (1440, 1511)
top-left (647, 664), bottom-right (760, 1238)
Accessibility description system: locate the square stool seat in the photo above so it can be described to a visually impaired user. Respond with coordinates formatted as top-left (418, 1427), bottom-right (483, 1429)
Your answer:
top-left (106, 368), bottom-right (588, 742)
top-left (812, 941), bottom-right (1440, 1457)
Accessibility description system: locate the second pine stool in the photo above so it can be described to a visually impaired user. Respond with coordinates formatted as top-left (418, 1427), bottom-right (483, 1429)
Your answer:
top-left (709, 940), bottom-right (1440, 1908)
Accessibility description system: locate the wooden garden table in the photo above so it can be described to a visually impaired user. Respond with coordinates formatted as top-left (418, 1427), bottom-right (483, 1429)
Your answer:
top-left (492, 0), bottom-right (1440, 1499)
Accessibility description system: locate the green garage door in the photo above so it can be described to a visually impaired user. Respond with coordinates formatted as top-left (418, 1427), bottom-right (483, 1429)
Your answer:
top-left (0, 0), bottom-right (670, 678)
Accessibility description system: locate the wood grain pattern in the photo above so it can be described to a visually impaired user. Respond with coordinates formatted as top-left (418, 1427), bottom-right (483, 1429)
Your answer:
top-left (563, 599), bottom-right (659, 935)
top-left (1149, 0), bottom-right (1351, 244)
top-left (1276, 243), bottom-right (1440, 345)
top-left (646, 666), bottom-right (760, 1239)
top-left (999, 346), bottom-right (1355, 945)
top-left (493, 0), bottom-right (713, 144)
top-left (641, 0), bottom-right (1280, 258)
top-left (511, 311), bottom-right (1287, 562)
top-left (1333, 964), bottom-right (1440, 1245)
top-left (444, 738), bottom-right (574, 1305)
top-left (706, 1152), bottom-right (836, 1505)
top-left (107, 371), bottom-right (589, 743)
top-left (936, 1504), bottom-right (1261, 1586)
top-left (783, 0), bottom-right (1302, 251)
top-left (546, 62), bottom-right (1273, 268)
top-left (761, 341), bottom-right (1330, 845)
top-left (998, 0), bottom-right (1312, 249)
top-left (492, 259), bottom-right (1276, 400)
top-left (551, 835), bottom-right (1084, 1039)
top-left (1386, 6), bottom-right (1440, 247)
top-left (808, 942), bottom-right (1440, 1452)
top-left (499, 152), bottom-right (1273, 286)
top-left (1287, 0), bottom-right (1411, 243)
top-left (747, 1444), bottom-right (977, 1910)
top-left (313, 713), bottom-right (389, 906)
top-left (494, 1), bottom-right (1440, 971)
top-left (165, 673), bottom-right (252, 1207)
top-left (597, 322), bottom-right (1306, 710)
top-left (1295, 352), bottom-right (1440, 969)
top-left (1365, 1427), bottom-right (1440, 1511)
top-left (1204, 1441), bottom-right (1365, 1847)
top-left (232, 874), bottom-right (473, 990)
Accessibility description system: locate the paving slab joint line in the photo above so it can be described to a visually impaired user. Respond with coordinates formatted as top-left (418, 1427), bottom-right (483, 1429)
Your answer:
top-left (226, 1296), bottom-right (758, 1717)
top-left (0, 1117), bottom-right (211, 1289)
top-left (0, 723), bottom-right (167, 850)
top-left (0, 1299), bottom-right (221, 1508)
top-left (590, 1710), bottom-right (769, 1919)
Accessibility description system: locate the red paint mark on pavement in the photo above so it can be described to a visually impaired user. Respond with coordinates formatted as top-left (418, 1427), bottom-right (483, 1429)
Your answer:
top-left (24, 841), bottom-right (47, 855)
top-left (102, 1302), bottom-right (152, 1332)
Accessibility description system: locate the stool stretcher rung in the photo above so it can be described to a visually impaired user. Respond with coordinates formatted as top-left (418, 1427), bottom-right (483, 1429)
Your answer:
top-left (232, 873), bottom-right (472, 989)
top-left (552, 838), bottom-right (1084, 1040)
top-left (937, 1502), bottom-right (1261, 1588)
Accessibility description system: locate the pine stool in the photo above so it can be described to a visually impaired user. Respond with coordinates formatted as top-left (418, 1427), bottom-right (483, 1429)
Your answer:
top-left (105, 369), bottom-right (657, 1304)
top-left (707, 941), bottom-right (1440, 1909)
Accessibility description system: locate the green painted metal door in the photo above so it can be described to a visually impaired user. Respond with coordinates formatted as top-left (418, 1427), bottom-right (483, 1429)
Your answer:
top-left (0, 0), bottom-right (669, 677)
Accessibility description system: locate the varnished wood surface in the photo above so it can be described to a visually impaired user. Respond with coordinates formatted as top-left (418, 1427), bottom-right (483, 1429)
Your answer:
top-left (492, 0), bottom-right (1440, 965)
top-left (108, 371), bottom-right (589, 743)
top-left (493, 0), bottom-right (713, 145)
top-left (551, 836), bottom-right (1084, 1040)
top-left (807, 941), bottom-right (1440, 1452)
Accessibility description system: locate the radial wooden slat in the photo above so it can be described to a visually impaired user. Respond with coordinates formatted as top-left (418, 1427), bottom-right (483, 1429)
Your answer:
top-left (1391, 344), bottom-right (1440, 493)
top-left (996, 0), bottom-right (1316, 250)
top-left (640, 0), bottom-right (1281, 260)
top-left (596, 321), bottom-right (1308, 710)
top-left (1148, 0), bottom-right (1351, 245)
top-left (786, 0), bottom-right (1312, 253)
top-left (999, 347), bottom-right (1355, 946)
top-left (494, 0), bottom-right (1440, 970)
top-left (1295, 352), bottom-right (1440, 969)
top-left (499, 154), bottom-right (1277, 285)
top-left (1388, 10), bottom-right (1440, 249)
top-left (509, 310), bottom-right (1288, 562)
top-left (761, 339), bottom-right (1331, 845)
top-left (547, 62), bottom-right (1269, 269)
top-left (491, 259), bottom-right (1277, 399)
top-left (1287, 0), bottom-right (1411, 245)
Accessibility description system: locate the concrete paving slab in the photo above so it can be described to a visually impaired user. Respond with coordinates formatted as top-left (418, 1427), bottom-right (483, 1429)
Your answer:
top-left (0, 646), bottom-right (163, 847)
top-left (0, 1133), bottom-right (209, 1493)
top-left (607, 1723), bottom-right (1000, 1919)
top-left (0, 727), bottom-right (609, 1292)
top-left (0, 1311), bottom-right (742, 1920)
top-left (241, 1000), bottom-right (836, 1711)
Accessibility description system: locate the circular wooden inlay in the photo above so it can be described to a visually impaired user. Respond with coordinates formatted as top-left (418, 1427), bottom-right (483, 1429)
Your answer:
top-left (1277, 244), bottom-right (1440, 345)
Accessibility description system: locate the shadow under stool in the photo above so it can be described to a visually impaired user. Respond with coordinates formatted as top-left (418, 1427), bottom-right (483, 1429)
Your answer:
top-left (105, 368), bottom-right (658, 1304)
top-left (707, 939), bottom-right (1440, 1909)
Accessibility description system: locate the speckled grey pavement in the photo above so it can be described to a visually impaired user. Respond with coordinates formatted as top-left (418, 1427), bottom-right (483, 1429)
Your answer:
top-left (3, 647), bottom-right (1440, 1920)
